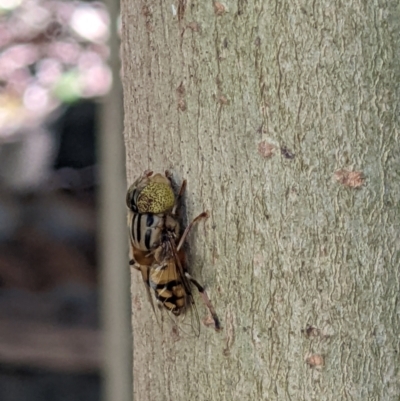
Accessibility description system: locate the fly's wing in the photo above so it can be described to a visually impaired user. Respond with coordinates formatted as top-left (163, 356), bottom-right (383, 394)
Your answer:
top-left (136, 264), bottom-right (158, 319)
top-left (129, 236), bottom-right (160, 325)
top-left (166, 233), bottom-right (222, 333)
top-left (166, 236), bottom-right (201, 337)
top-left (152, 259), bottom-right (201, 338)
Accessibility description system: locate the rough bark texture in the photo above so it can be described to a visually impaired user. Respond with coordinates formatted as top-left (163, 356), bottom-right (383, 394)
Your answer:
top-left (121, 1), bottom-right (400, 400)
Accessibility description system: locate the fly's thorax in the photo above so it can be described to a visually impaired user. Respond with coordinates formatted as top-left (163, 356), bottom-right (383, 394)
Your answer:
top-left (136, 182), bottom-right (175, 214)
top-left (130, 213), bottom-right (164, 252)
top-left (126, 171), bottom-right (175, 214)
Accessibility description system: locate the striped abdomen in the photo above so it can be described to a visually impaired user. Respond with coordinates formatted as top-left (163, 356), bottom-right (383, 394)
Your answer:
top-left (150, 259), bottom-right (187, 315)
top-left (129, 213), bottom-right (163, 252)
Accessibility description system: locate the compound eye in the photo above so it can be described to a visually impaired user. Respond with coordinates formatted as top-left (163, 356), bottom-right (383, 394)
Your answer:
top-left (125, 193), bottom-right (131, 209)
top-left (126, 189), bottom-right (139, 212)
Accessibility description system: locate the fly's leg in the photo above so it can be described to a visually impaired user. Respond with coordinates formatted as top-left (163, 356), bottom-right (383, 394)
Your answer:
top-left (142, 169), bottom-right (153, 178)
top-left (165, 171), bottom-right (187, 217)
top-left (176, 212), bottom-right (209, 251)
top-left (185, 272), bottom-right (221, 332)
top-left (173, 179), bottom-right (187, 216)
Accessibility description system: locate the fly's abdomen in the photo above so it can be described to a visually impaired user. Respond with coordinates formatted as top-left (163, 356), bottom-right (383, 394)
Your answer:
top-left (150, 266), bottom-right (186, 315)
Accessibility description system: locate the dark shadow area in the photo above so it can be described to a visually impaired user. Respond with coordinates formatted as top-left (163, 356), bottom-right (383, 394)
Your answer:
top-left (0, 365), bottom-right (100, 401)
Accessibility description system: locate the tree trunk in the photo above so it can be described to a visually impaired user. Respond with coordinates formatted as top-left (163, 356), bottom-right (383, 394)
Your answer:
top-left (121, 1), bottom-right (400, 400)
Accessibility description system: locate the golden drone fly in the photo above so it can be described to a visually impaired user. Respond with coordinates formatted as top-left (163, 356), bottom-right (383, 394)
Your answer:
top-left (126, 170), bottom-right (221, 334)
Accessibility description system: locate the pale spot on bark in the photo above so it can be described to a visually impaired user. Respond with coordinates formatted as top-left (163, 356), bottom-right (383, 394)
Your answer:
top-left (258, 141), bottom-right (275, 158)
top-left (306, 354), bottom-right (324, 368)
top-left (334, 169), bottom-right (365, 188)
top-left (214, 2), bottom-right (227, 16)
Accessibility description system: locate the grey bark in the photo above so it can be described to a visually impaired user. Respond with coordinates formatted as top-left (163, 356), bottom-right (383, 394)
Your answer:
top-left (121, 1), bottom-right (400, 400)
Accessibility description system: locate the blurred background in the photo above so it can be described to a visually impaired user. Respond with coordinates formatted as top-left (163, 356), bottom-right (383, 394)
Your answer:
top-left (0, 0), bottom-right (131, 400)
